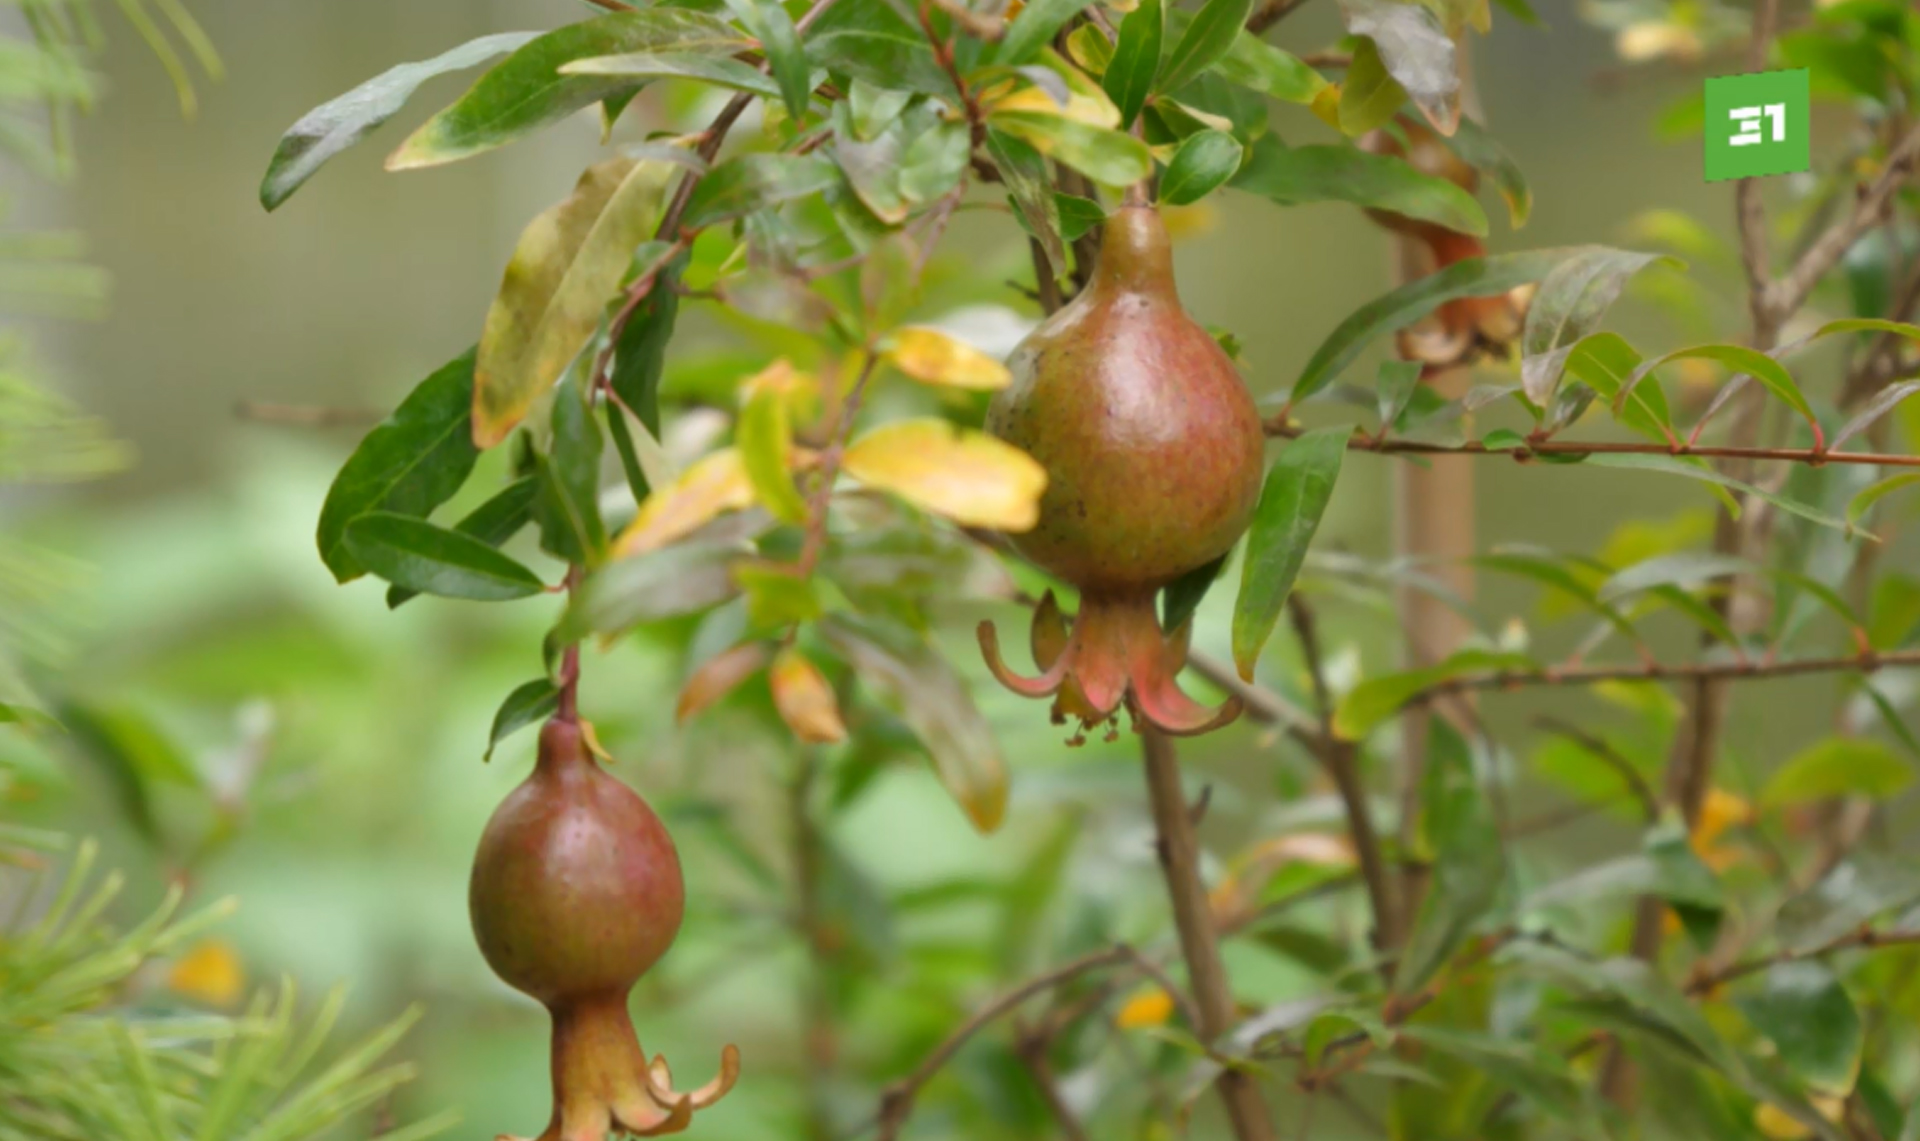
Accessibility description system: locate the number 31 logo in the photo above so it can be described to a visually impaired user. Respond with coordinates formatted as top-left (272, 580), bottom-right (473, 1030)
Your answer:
top-left (1704, 70), bottom-right (1810, 182)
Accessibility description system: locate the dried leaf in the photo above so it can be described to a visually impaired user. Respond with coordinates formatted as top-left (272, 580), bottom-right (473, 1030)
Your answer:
top-left (771, 648), bottom-right (848, 743)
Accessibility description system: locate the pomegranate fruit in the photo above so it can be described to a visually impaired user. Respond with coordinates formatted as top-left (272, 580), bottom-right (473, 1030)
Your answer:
top-left (978, 205), bottom-right (1265, 739)
top-left (470, 717), bottom-right (737, 1140)
top-left (1359, 120), bottom-right (1526, 366)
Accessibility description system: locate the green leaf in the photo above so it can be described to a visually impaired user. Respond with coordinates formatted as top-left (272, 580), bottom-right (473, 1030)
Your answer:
top-left (61, 701), bottom-right (202, 845)
top-left (1622, 343), bottom-right (1821, 448)
top-left (806, 29), bottom-right (950, 96)
top-left (316, 349), bottom-right (480, 583)
top-left (387, 11), bottom-right (750, 168)
top-left (998, 0), bottom-right (1095, 66)
top-left (560, 542), bottom-right (742, 639)
top-left (610, 253), bottom-right (685, 437)
top-left (261, 32), bottom-right (536, 210)
top-left (1231, 427), bottom-right (1347, 678)
top-left (1162, 550), bottom-right (1228, 633)
top-left (387, 476), bottom-right (541, 608)
top-left (1832, 377), bottom-right (1920, 452)
top-left (736, 371), bottom-right (810, 525)
top-left (1336, 37), bottom-right (1405, 136)
top-left (1561, 331), bottom-right (1677, 445)
top-left (474, 157), bottom-right (672, 447)
top-left (1339, 0), bottom-right (1458, 132)
top-left (343, 512), bottom-right (547, 600)
top-left (748, 0), bottom-right (813, 118)
top-left (1762, 737), bottom-right (1912, 807)
top-left (1443, 114), bottom-right (1531, 227)
top-left (1291, 247), bottom-right (1574, 402)
top-left (1848, 472), bottom-right (1920, 531)
top-left (682, 152), bottom-right (840, 229)
top-left (485, 679), bottom-right (560, 760)
top-left (1335, 649), bottom-right (1534, 739)
top-left (1582, 453), bottom-right (1854, 535)
top-left (1207, 27), bottom-right (1325, 104)
top-left (899, 120), bottom-right (971, 203)
top-left (1520, 248), bottom-right (1672, 406)
top-left (1737, 962), bottom-right (1863, 1096)
top-left (1396, 720), bottom-right (1503, 991)
top-left (1375, 358), bottom-right (1422, 430)
top-left (559, 51), bottom-right (783, 98)
top-left (1234, 137), bottom-right (1488, 248)
top-left (532, 374), bottom-right (608, 566)
top-left (989, 128), bottom-right (1066, 278)
top-left (1158, 129), bottom-right (1242, 206)
top-left (1158, 0), bottom-right (1254, 96)
top-left (820, 613), bottom-right (1010, 833)
top-left (1053, 192), bottom-right (1107, 239)
top-left (989, 111), bottom-right (1153, 186)
top-left (1102, 0), bottom-right (1163, 127)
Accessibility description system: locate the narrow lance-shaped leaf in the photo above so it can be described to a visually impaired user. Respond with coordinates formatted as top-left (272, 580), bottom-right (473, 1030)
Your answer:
top-left (532, 373), bottom-right (608, 566)
top-left (316, 348), bottom-right (480, 583)
top-left (1336, 38), bottom-right (1406, 137)
top-left (388, 475), bottom-right (541, 608)
top-left (989, 128), bottom-right (1066, 279)
top-left (681, 152), bottom-right (842, 230)
top-left (988, 110), bottom-right (1153, 187)
top-left (261, 32), bottom-right (536, 210)
top-left (485, 679), bottom-right (560, 760)
top-left (1340, 0), bottom-right (1457, 133)
top-left (1619, 343), bottom-right (1821, 448)
top-left (1334, 649), bottom-right (1535, 739)
top-left (1396, 722), bottom-right (1504, 991)
top-left (561, 543), bottom-right (744, 640)
top-left (738, 0), bottom-right (812, 118)
top-left (1848, 472), bottom-right (1920, 531)
top-left (388, 11), bottom-right (751, 169)
top-left (560, 52), bottom-right (784, 99)
top-left (1231, 427), bottom-right (1347, 679)
top-left (474, 156), bottom-right (672, 448)
top-left (1762, 737), bottom-right (1912, 808)
top-left (998, 0), bottom-right (1096, 67)
top-left (1234, 136), bottom-right (1488, 255)
top-left (881, 327), bottom-right (1013, 389)
top-left (770, 648), bottom-right (848, 744)
top-left (820, 613), bottom-right (1009, 832)
top-left (736, 363), bottom-right (811, 525)
top-left (1157, 0), bottom-right (1254, 97)
top-left (1290, 247), bottom-right (1621, 404)
top-left (343, 512), bottom-right (547, 601)
top-left (615, 448), bottom-right (757, 557)
top-left (610, 251), bottom-right (685, 436)
top-left (1520, 248), bottom-right (1672, 407)
top-left (1444, 114), bottom-right (1531, 227)
top-left (1102, 0), bottom-right (1163, 128)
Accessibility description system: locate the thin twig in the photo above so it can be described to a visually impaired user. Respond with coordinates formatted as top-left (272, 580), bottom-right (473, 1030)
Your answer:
top-left (1246, 0), bottom-right (1310, 34)
top-left (872, 947), bottom-right (1130, 1139)
top-left (1687, 927), bottom-right (1920, 995)
top-left (1142, 728), bottom-right (1277, 1141)
top-left (1395, 647), bottom-right (1920, 707)
top-left (1262, 423), bottom-right (1920, 470)
top-left (233, 401), bottom-right (384, 427)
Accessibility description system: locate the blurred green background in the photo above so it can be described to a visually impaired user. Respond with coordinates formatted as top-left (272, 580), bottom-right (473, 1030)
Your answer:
top-left (5, 1), bottom-right (1913, 1137)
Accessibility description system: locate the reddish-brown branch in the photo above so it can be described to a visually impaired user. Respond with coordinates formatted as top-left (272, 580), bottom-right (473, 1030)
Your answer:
top-left (1264, 423), bottom-right (1920, 470)
top-left (1398, 648), bottom-right (1920, 708)
top-left (1687, 927), bottom-right (1920, 995)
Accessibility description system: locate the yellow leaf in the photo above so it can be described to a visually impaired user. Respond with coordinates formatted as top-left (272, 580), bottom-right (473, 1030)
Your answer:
top-left (1615, 21), bottom-right (1702, 62)
top-left (770, 648), bottom-right (848, 744)
top-left (737, 360), bottom-right (814, 524)
top-left (614, 448), bottom-right (755, 557)
top-left (842, 419), bottom-right (1047, 531)
top-left (1754, 1095), bottom-right (1845, 1141)
top-left (1115, 988), bottom-right (1174, 1029)
top-left (473, 157), bottom-right (672, 447)
top-left (881, 328), bottom-right (1012, 390)
top-left (1161, 202), bottom-right (1218, 241)
top-left (1693, 786), bottom-right (1753, 871)
top-left (986, 57), bottom-right (1120, 130)
top-left (1310, 83), bottom-right (1343, 132)
top-left (678, 643), bottom-right (772, 723)
top-left (168, 939), bottom-right (245, 1007)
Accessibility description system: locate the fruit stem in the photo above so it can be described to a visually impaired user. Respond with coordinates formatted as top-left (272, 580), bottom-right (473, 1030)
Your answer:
top-left (557, 565), bottom-right (584, 724)
top-left (1140, 727), bottom-right (1276, 1141)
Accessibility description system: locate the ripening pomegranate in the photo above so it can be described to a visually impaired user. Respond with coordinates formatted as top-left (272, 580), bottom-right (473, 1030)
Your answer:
top-left (978, 205), bottom-right (1265, 739)
top-left (470, 717), bottom-right (736, 1140)
top-left (1360, 120), bottom-right (1526, 365)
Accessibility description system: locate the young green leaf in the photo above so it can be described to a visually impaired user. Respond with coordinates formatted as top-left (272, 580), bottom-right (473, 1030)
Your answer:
top-left (610, 253), bottom-right (685, 436)
top-left (344, 512), bottom-right (547, 601)
top-left (316, 348), bottom-right (480, 583)
top-left (1395, 721), bottom-right (1503, 991)
top-left (820, 613), bottom-right (1009, 833)
top-left (560, 542), bottom-right (742, 639)
top-left (1231, 427), bottom-right (1348, 679)
top-left (806, 29), bottom-right (950, 96)
top-left (387, 476), bottom-right (541, 608)
top-left (1848, 472), bottom-right (1920, 531)
top-left (388, 11), bottom-right (750, 169)
top-left (1339, 0), bottom-right (1458, 133)
top-left (1335, 649), bottom-right (1535, 739)
top-left (1234, 137), bottom-right (1488, 246)
top-left (998, 0), bottom-right (1096, 67)
top-left (261, 32), bottom-right (536, 210)
top-left (988, 111), bottom-right (1153, 186)
top-left (1737, 962), bottom-right (1863, 1097)
top-left (989, 128), bottom-right (1066, 278)
top-left (1762, 737), bottom-right (1912, 808)
top-left (1158, 0), bottom-right (1255, 97)
top-left (532, 374), bottom-right (608, 566)
top-left (1208, 27), bottom-right (1325, 104)
top-left (1620, 343), bottom-right (1819, 445)
top-left (474, 156), bottom-right (672, 447)
top-left (1162, 550), bottom-right (1228, 632)
top-left (1337, 38), bottom-right (1406, 136)
top-left (559, 51), bottom-right (783, 99)
top-left (1291, 247), bottom-right (1574, 402)
top-left (1375, 358), bottom-right (1423, 431)
top-left (735, 363), bottom-right (811, 525)
top-left (485, 679), bottom-right (560, 760)
top-left (1158, 129), bottom-right (1243, 206)
top-left (1102, 0), bottom-right (1163, 127)
top-left (681, 152), bottom-right (841, 230)
top-left (747, 0), bottom-right (813, 118)
top-left (1520, 248), bottom-right (1672, 406)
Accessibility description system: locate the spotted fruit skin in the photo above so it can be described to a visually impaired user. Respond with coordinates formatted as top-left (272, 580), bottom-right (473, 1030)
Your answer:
top-left (987, 206), bottom-right (1265, 593)
top-left (470, 719), bottom-right (685, 1008)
